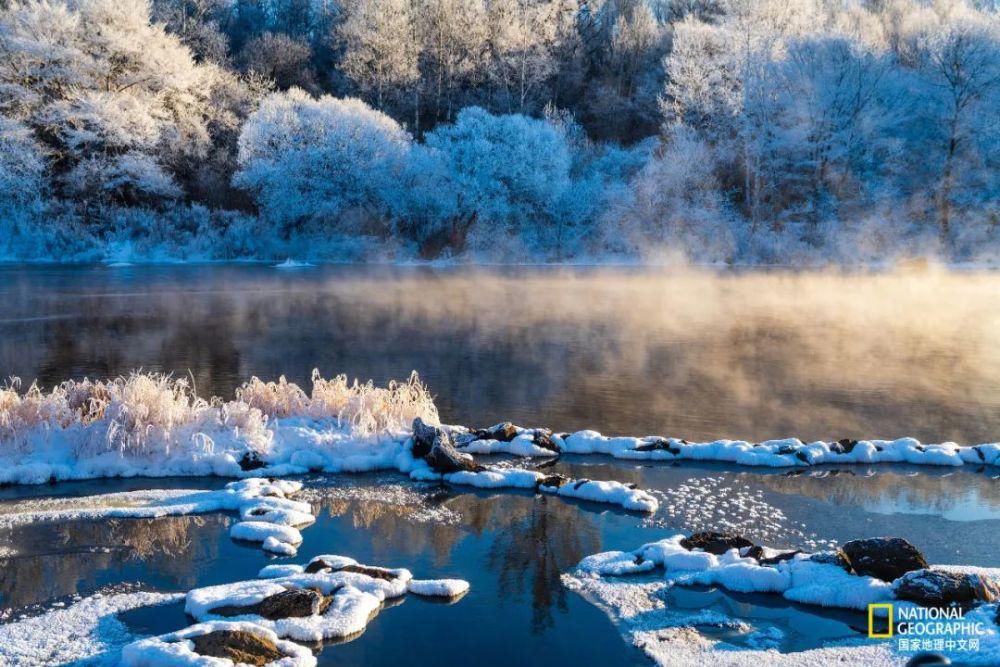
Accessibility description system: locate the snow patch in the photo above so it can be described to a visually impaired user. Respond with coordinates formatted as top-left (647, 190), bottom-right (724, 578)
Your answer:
top-left (0, 591), bottom-right (182, 666)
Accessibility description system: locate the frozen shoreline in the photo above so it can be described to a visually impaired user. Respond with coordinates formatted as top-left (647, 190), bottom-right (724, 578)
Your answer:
top-left (2, 418), bottom-right (997, 489)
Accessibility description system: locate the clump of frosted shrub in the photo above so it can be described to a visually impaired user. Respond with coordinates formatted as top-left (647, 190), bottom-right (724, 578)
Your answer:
top-left (237, 370), bottom-right (439, 436)
top-left (0, 370), bottom-right (436, 460)
top-left (0, 373), bottom-right (270, 458)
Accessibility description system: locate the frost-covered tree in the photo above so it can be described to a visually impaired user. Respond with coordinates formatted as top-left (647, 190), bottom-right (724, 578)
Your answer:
top-left (0, 0), bottom-right (241, 209)
top-left (424, 106), bottom-right (572, 250)
top-left (234, 89), bottom-right (413, 236)
top-left (415, 0), bottom-right (489, 124)
top-left (339, 0), bottom-right (420, 111)
top-left (239, 32), bottom-right (318, 91)
top-left (0, 115), bottom-right (45, 215)
top-left (912, 9), bottom-right (1000, 243)
top-left (483, 0), bottom-right (571, 114)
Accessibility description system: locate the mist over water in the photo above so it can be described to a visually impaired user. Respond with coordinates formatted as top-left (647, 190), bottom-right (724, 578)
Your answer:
top-left (3, 264), bottom-right (1000, 443)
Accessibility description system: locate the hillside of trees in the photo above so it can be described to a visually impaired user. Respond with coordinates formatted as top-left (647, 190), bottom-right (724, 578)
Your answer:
top-left (1, 0), bottom-right (999, 263)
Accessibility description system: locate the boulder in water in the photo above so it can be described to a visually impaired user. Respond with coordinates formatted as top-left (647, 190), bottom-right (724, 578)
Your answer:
top-left (680, 532), bottom-right (754, 555)
top-left (841, 537), bottom-right (929, 582)
top-left (425, 432), bottom-right (483, 473)
top-left (411, 417), bottom-right (442, 458)
top-left (895, 569), bottom-right (1000, 607)
top-left (191, 630), bottom-right (284, 666)
top-left (210, 588), bottom-right (332, 619)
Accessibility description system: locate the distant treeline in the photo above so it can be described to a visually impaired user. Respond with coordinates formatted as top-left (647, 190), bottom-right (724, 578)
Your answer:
top-left (1, 0), bottom-right (999, 263)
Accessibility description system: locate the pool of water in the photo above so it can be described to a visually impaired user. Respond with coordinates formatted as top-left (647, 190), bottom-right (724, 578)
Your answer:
top-left (0, 458), bottom-right (998, 664)
top-left (2, 264), bottom-right (1000, 664)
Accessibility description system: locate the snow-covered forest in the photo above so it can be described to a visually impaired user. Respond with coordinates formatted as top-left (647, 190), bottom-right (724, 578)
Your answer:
top-left (1, 0), bottom-right (999, 263)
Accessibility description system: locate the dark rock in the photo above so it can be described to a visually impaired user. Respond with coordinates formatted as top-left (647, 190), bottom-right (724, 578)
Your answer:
top-left (572, 478), bottom-right (591, 490)
top-left (809, 550), bottom-right (852, 570)
top-left (425, 432), bottom-right (483, 473)
top-left (532, 429), bottom-right (561, 453)
top-left (906, 653), bottom-right (951, 666)
top-left (304, 556), bottom-right (405, 582)
top-left (473, 422), bottom-right (519, 442)
top-left (238, 451), bottom-right (266, 471)
top-left (337, 564), bottom-right (403, 581)
top-left (974, 446), bottom-right (986, 462)
top-left (634, 438), bottom-right (681, 455)
top-left (795, 450), bottom-right (810, 463)
top-left (680, 532), bottom-right (754, 555)
top-left (745, 546), bottom-right (802, 565)
top-left (830, 439), bottom-right (859, 455)
top-left (777, 445), bottom-right (798, 456)
top-left (304, 557), bottom-right (336, 574)
top-left (191, 630), bottom-right (284, 666)
top-left (895, 569), bottom-right (1000, 607)
top-left (761, 550), bottom-right (802, 566)
top-left (536, 474), bottom-right (570, 489)
top-left (841, 537), bottom-right (929, 582)
top-left (211, 588), bottom-right (332, 620)
top-left (411, 417), bottom-right (441, 458)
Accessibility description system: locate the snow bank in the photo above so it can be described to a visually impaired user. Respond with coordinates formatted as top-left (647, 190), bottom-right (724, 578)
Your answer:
top-left (560, 431), bottom-right (1000, 468)
top-left (578, 534), bottom-right (893, 611)
top-left (0, 591), bottom-right (182, 666)
top-left (121, 621), bottom-right (316, 667)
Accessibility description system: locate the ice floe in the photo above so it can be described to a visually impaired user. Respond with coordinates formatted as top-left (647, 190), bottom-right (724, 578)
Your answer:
top-left (407, 578), bottom-right (471, 598)
top-left (0, 478), bottom-right (313, 556)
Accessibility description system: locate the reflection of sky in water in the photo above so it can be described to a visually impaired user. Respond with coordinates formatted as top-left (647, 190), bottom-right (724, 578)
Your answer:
top-left (861, 487), bottom-right (1000, 522)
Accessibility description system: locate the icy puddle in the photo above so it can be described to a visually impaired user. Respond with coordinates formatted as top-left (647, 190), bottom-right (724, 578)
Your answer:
top-left (0, 460), bottom-right (998, 665)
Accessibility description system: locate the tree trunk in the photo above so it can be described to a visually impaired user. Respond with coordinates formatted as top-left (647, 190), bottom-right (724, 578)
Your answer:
top-left (938, 126), bottom-right (958, 248)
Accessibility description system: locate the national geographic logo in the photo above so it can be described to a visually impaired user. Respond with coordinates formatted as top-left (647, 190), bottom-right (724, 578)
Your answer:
top-left (868, 603), bottom-right (987, 654)
top-left (868, 603), bottom-right (893, 639)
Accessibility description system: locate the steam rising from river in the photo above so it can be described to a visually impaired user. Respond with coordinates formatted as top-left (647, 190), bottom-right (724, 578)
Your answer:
top-left (3, 264), bottom-right (1000, 443)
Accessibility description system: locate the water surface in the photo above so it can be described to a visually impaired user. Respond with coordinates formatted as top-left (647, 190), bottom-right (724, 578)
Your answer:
top-left (3, 264), bottom-right (1000, 443)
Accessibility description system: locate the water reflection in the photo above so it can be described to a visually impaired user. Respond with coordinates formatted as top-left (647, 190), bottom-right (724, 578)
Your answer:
top-left (0, 514), bottom-right (227, 611)
top-left (4, 266), bottom-right (1000, 444)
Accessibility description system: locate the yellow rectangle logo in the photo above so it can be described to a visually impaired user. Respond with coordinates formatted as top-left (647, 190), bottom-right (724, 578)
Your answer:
top-left (868, 603), bottom-right (893, 638)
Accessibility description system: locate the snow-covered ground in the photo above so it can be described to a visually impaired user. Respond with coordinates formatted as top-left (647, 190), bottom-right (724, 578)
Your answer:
top-left (0, 591), bottom-right (183, 666)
